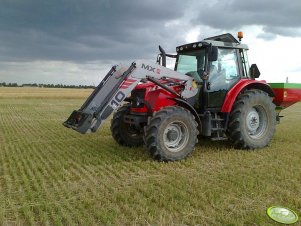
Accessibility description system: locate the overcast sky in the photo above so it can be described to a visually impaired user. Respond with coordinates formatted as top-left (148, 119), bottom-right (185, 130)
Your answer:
top-left (1, 0), bottom-right (301, 85)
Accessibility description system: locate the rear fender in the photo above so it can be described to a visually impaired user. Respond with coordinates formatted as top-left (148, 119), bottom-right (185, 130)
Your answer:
top-left (221, 79), bottom-right (275, 113)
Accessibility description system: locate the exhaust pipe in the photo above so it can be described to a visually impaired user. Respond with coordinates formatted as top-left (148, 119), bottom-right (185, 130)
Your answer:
top-left (159, 45), bottom-right (166, 67)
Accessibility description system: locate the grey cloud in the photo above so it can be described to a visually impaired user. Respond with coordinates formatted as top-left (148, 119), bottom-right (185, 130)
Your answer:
top-left (1, 0), bottom-right (301, 66)
top-left (257, 26), bottom-right (301, 40)
top-left (193, 0), bottom-right (301, 38)
top-left (256, 32), bottom-right (277, 41)
top-left (0, 0), bottom-right (190, 63)
top-left (264, 27), bottom-right (301, 37)
top-left (0, 60), bottom-right (110, 85)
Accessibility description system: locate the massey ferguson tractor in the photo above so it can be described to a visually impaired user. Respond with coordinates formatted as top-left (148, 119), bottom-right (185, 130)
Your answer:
top-left (64, 33), bottom-right (301, 161)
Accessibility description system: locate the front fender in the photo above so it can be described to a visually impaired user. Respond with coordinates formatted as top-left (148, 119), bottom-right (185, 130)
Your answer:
top-left (173, 98), bottom-right (202, 128)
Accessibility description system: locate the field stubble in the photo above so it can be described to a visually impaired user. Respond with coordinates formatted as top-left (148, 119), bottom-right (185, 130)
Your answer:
top-left (0, 87), bottom-right (300, 225)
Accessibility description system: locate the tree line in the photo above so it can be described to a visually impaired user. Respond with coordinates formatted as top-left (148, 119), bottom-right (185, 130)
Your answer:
top-left (0, 82), bottom-right (95, 89)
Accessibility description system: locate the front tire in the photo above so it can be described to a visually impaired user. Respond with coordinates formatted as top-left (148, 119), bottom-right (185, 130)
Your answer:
top-left (144, 106), bottom-right (198, 161)
top-left (110, 104), bottom-right (143, 147)
top-left (228, 89), bottom-right (276, 149)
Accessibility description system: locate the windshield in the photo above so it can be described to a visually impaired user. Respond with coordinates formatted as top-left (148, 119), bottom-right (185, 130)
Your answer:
top-left (175, 49), bottom-right (206, 82)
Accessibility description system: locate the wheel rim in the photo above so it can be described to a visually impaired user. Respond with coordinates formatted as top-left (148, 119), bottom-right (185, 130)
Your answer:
top-left (246, 106), bottom-right (268, 139)
top-left (163, 121), bottom-right (189, 152)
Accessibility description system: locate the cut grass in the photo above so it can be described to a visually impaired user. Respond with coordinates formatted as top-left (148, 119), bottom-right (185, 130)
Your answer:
top-left (0, 87), bottom-right (300, 225)
top-left (0, 87), bottom-right (93, 99)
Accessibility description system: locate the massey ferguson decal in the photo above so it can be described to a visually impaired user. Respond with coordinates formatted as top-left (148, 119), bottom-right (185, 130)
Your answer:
top-left (141, 64), bottom-right (161, 74)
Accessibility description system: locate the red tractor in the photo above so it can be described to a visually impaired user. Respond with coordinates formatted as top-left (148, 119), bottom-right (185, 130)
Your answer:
top-left (64, 33), bottom-right (301, 161)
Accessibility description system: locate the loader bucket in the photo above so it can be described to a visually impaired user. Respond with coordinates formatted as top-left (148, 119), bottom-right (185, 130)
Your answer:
top-left (63, 64), bottom-right (134, 134)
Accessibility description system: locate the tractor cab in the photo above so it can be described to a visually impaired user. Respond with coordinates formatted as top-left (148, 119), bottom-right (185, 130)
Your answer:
top-left (174, 33), bottom-right (254, 110)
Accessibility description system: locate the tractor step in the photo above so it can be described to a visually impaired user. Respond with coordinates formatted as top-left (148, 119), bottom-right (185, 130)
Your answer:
top-left (211, 136), bottom-right (228, 141)
top-left (211, 118), bottom-right (224, 121)
top-left (211, 128), bottom-right (226, 131)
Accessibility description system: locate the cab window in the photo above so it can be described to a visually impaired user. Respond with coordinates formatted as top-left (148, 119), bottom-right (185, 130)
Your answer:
top-left (209, 48), bottom-right (240, 91)
top-left (176, 49), bottom-right (206, 82)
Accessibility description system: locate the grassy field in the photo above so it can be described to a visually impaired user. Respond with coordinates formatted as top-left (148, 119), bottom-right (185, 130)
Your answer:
top-left (0, 87), bottom-right (300, 225)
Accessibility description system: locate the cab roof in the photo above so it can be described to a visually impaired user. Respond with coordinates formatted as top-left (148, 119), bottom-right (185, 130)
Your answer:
top-left (204, 33), bottom-right (239, 43)
top-left (176, 33), bottom-right (249, 53)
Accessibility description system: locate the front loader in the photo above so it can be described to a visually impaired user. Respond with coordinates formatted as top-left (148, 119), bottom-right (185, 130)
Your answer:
top-left (64, 32), bottom-right (301, 161)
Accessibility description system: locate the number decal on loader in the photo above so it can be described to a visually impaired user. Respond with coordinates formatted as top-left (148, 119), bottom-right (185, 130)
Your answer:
top-left (110, 91), bottom-right (126, 109)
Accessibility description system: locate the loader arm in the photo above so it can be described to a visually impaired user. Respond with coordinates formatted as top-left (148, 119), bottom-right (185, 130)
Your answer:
top-left (63, 60), bottom-right (198, 134)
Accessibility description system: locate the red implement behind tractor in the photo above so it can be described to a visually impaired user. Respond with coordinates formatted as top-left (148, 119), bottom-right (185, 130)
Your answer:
top-left (64, 32), bottom-right (301, 161)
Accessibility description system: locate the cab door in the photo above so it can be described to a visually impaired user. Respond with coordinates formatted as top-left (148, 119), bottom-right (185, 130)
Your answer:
top-left (207, 48), bottom-right (241, 109)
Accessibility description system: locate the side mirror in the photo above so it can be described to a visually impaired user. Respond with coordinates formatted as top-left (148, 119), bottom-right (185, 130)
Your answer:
top-left (250, 64), bottom-right (260, 78)
top-left (208, 46), bottom-right (218, 62)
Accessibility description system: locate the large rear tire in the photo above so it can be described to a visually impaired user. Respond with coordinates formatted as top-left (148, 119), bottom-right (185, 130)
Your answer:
top-left (144, 106), bottom-right (198, 161)
top-left (228, 89), bottom-right (276, 149)
top-left (110, 104), bottom-right (143, 147)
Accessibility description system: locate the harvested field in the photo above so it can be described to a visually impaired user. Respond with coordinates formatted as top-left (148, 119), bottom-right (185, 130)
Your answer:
top-left (0, 87), bottom-right (300, 225)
